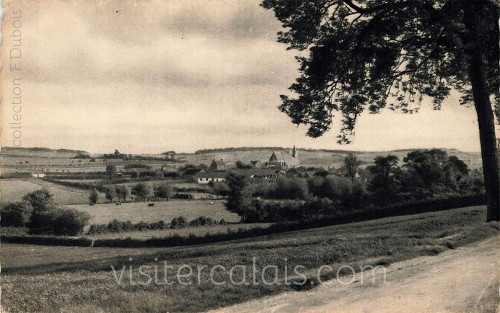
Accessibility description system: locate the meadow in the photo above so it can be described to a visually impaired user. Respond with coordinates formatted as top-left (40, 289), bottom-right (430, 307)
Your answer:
top-left (1, 206), bottom-right (498, 313)
top-left (69, 200), bottom-right (239, 225)
top-left (0, 179), bottom-right (96, 205)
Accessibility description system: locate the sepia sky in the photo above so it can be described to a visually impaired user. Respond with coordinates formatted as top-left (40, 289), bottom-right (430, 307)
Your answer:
top-left (0, 0), bottom-right (485, 154)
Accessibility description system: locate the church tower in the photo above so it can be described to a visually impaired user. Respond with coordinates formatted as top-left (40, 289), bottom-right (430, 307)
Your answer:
top-left (292, 145), bottom-right (297, 159)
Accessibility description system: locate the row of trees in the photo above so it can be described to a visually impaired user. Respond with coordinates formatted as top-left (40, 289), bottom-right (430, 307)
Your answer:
top-left (90, 182), bottom-right (175, 204)
top-left (225, 149), bottom-right (484, 222)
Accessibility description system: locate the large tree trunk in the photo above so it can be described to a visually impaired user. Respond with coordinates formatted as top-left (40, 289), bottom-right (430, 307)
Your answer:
top-left (463, 3), bottom-right (500, 222)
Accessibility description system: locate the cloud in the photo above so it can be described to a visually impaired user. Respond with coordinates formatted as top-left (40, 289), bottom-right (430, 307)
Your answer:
top-left (18, 0), bottom-right (295, 87)
top-left (0, 0), bottom-right (482, 154)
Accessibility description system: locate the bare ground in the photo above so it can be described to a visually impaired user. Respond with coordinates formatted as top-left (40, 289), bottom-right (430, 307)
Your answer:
top-left (214, 234), bottom-right (500, 313)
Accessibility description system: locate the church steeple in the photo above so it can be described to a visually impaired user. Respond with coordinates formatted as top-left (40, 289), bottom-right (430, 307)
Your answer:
top-left (292, 145), bottom-right (297, 158)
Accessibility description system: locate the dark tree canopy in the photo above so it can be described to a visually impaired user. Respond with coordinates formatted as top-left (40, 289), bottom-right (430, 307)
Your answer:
top-left (262, 0), bottom-right (500, 221)
top-left (262, 0), bottom-right (499, 141)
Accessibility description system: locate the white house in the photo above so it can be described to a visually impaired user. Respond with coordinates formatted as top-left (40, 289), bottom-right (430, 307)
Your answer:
top-left (195, 172), bottom-right (226, 184)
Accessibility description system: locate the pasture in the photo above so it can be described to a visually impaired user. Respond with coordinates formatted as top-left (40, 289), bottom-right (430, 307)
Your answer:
top-left (1, 206), bottom-right (498, 313)
top-left (0, 179), bottom-right (97, 205)
top-left (69, 200), bottom-right (239, 225)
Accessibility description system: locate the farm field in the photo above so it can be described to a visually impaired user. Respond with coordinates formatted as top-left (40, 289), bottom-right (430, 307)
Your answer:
top-left (69, 200), bottom-right (239, 225)
top-left (0, 179), bottom-right (99, 205)
top-left (1, 206), bottom-right (498, 313)
top-left (85, 223), bottom-right (272, 240)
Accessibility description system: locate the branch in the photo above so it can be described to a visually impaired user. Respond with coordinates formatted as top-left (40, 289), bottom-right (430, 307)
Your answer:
top-left (343, 0), bottom-right (393, 14)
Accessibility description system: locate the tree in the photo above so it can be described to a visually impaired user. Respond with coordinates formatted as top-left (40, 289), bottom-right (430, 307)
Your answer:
top-left (89, 189), bottom-right (99, 204)
top-left (132, 183), bottom-right (152, 201)
top-left (105, 164), bottom-right (117, 180)
top-left (212, 181), bottom-right (230, 198)
top-left (262, 0), bottom-right (499, 221)
top-left (155, 183), bottom-right (174, 200)
top-left (115, 185), bottom-right (130, 202)
top-left (273, 176), bottom-right (309, 199)
top-left (343, 154), bottom-right (361, 182)
top-left (368, 155), bottom-right (401, 190)
top-left (105, 186), bottom-right (117, 202)
top-left (368, 155), bottom-right (401, 204)
top-left (51, 208), bottom-right (91, 236)
top-left (0, 201), bottom-right (33, 227)
top-left (225, 173), bottom-right (254, 220)
top-left (400, 149), bottom-right (472, 196)
top-left (22, 189), bottom-right (57, 228)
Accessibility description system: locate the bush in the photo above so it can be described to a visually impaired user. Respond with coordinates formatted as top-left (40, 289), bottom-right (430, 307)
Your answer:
top-left (89, 189), bottom-right (99, 204)
top-left (1, 202), bottom-right (33, 227)
top-left (155, 183), bottom-right (174, 199)
top-left (50, 208), bottom-right (91, 236)
top-left (87, 220), bottom-right (170, 235)
top-left (132, 183), bottom-right (152, 201)
top-left (170, 216), bottom-right (188, 228)
top-left (189, 216), bottom-right (216, 227)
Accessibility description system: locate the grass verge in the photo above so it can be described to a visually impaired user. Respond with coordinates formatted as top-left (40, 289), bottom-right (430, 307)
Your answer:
top-left (1, 206), bottom-right (498, 313)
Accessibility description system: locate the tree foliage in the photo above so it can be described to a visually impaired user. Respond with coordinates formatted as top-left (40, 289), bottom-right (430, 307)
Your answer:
top-left (155, 183), bottom-right (174, 200)
top-left (343, 153), bottom-right (361, 182)
top-left (1, 201), bottom-right (33, 227)
top-left (262, 0), bottom-right (498, 140)
top-left (89, 189), bottom-right (99, 204)
top-left (132, 183), bottom-right (152, 201)
top-left (262, 0), bottom-right (499, 221)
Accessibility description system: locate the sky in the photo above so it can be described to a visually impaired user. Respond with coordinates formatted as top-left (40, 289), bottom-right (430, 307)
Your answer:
top-left (0, 0), bottom-right (486, 154)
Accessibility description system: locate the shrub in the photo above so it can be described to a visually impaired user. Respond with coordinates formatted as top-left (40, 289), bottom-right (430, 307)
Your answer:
top-left (189, 216), bottom-right (216, 227)
top-left (155, 183), bottom-right (174, 199)
top-left (89, 189), bottom-right (99, 204)
top-left (132, 183), bottom-right (152, 201)
top-left (50, 208), bottom-right (91, 236)
top-left (0, 202), bottom-right (33, 227)
top-left (105, 186), bottom-right (117, 202)
top-left (87, 220), bottom-right (170, 235)
top-left (170, 216), bottom-right (188, 228)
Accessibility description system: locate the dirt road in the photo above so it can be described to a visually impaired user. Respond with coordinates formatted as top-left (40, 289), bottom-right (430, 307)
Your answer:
top-left (214, 235), bottom-right (500, 313)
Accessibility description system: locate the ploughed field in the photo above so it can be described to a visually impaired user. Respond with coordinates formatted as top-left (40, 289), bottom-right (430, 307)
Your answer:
top-left (2, 206), bottom-right (498, 313)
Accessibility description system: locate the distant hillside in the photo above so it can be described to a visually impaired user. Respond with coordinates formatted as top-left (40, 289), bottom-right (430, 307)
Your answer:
top-left (1, 146), bottom-right (89, 159)
top-left (2, 146), bottom-right (88, 153)
top-left (0, 146), bottom-right (482, 171)
top-left (185, 147), bottom-right (482, 169)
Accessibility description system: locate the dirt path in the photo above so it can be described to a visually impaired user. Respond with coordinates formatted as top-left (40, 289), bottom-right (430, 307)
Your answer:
top-left (214, 235), bottom-right (500, 313)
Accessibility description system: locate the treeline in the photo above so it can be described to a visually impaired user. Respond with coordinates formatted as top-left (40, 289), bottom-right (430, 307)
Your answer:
top-left (226, 149), bottom-right (485, 222)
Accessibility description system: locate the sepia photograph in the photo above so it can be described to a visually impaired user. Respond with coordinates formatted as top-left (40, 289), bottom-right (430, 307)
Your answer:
top-left (0, 0), bottom-right (499, 312)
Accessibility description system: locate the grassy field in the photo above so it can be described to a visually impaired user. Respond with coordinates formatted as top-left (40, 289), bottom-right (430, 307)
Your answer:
top-left (1, 206), bottom-right (498, 313)
top-left (69, 200), bottom-right (239, 225)
top-left (0, 179), bottom-right (100, 205)
top-left (85, 223), bottom-right (272, 240)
